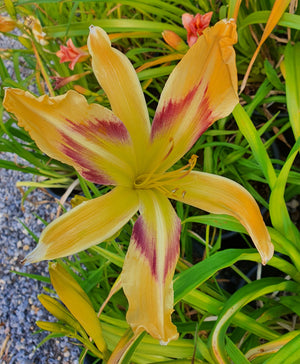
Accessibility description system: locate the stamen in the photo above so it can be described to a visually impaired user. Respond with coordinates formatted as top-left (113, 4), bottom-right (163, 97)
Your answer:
top-left (134, 154), bottom-right (198, 191)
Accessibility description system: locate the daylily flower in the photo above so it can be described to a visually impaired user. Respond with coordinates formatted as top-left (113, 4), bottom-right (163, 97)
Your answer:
top-left (3, 20), bottom-right (273, 344)
top-left (182, 12), bottom-right (213, 47)
top-left (56, 39), bottom-right (89, 70)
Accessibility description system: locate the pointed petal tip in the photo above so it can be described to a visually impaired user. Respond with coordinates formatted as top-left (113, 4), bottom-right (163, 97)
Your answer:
top-left (88, 24), bottom-right (111, 45)
top-left (260, 241), bottom-right (275, 266)
top-left (23, 243), bottom-right (46, 264)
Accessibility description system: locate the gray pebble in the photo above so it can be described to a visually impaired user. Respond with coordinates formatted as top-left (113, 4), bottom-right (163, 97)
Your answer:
top-left (1, 20), bottom-right (80, 364)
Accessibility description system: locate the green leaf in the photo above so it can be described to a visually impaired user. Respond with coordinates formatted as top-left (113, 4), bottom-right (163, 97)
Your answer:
top-left (245, 331), bottom-right (300, 362)
top-left (239, 11), bottom-right (300, 31)
top-left (43, 19), bottom-right (186, 37)
top-left (232, 103), bottom-right (277, 189)
top-left (264, 59), bottom-right (285, 92)
top-left (11, 270), bottom-right (51, 283)
top-left (279, 295), bottom-right (300, 316)
top-left (209, 278), bottom-right (300, 363)
top-left (244, 79), bottom-right (273, 117)
top-left (226, 337), bottom-right (251, 364)
top-left (183, 289), bottom-right (279, 342)
top-left (265, 333), bottom-right (300, 364)
top-left (4, 0), bottom-right (16, 18)
top-left (284, 42), bottom-right (300, 141)
top-left (174, 249), bottom-right (300, 303)
top-left (269, 138), bottom-right (300, 246)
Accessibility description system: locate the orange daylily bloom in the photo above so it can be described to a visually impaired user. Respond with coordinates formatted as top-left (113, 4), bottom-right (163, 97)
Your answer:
top-left (56, 39), bottom-right (89, 70)
top-left (0, 15), bottom-right (17, 33)
top-left (182, 12), bottom-right (213, 47)
top-left (3, 20), bottom-right (273, 344)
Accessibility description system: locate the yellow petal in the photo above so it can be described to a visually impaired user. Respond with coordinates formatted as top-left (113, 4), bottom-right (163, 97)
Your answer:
top-left (167, 171), bottom-right (273, 264)
top-left (3, 88), bottom-right (135, 186)
top-left (49, 262), bottom-right (107, 354)
top-left (25, 186), bottom-right (139, 263)
top-left (122, 190), bottom-right (181, 344)
top-left (88, 26), bottom-right (151, 168)
top-left (147, 19), bottom-right (239, 174)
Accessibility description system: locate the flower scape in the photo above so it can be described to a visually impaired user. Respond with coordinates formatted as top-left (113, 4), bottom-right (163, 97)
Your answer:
top-left (3, 19), bottom-right (274, 345)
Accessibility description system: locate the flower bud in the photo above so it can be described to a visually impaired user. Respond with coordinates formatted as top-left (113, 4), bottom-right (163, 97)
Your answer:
top-left (162, 30), bottom-right (188, 52)
top-left (0, 15), bottom-right (17, 33)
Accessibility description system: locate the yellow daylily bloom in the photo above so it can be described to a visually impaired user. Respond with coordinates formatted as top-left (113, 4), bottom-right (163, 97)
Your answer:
top-left (3, 19), bottom-right (273, 344)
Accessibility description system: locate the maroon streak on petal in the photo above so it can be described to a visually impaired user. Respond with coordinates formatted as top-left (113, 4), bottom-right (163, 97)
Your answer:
top-left (150, 83), bottom-right (199, 140)
top-left (65, 116), bottom-right (130, 144)
top-left (148, 82), bottom-right (214, 172)
top-left (164, 220), bottom-right (181, 279)
top-left (131, 212), bottom-right (181, 281)
top-left (188, 92), bottom-right (213, 146)
top-left (131, 217), bottom-right (157, 277)
top-left (150, 82), bottom-right (215, 159)
top-left (60, 133), bottom-right (115, 185)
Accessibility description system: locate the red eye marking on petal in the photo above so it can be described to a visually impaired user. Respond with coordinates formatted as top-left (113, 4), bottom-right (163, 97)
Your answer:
top-left (131, 214), bottom-right (181, 281)
top-left (132, 217), bottom-right (158, 278)
top-left (163, 219), bottom-right (181, 279)
top-left (65, 117), bottom-right (130, 144)
top-left (150, 84), bottom-right (199, 140)
top-left (60, 133), bottom-right (115, 185)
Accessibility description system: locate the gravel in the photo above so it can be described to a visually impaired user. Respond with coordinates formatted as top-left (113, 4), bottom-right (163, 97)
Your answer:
top-left (0, 154), bottom-right (81, 364)
top-left (0, 29), bottom-right (81, 364)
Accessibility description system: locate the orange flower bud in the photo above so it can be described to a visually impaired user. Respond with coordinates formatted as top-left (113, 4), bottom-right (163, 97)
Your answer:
top-left (0, 15), bottom-right (17, 33)
top-left (162, 30), bottom-right (188, 52)
top-left (50, 71), bottom-right (90, 90)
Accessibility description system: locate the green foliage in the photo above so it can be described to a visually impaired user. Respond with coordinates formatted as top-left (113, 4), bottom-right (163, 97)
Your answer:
top-left (1, 0), bottom-right (300, 362)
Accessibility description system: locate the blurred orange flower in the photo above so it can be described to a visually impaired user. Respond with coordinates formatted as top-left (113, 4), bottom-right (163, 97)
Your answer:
top-left (56, 39), bottom-right (89, 70)
top-left (182, 12), bottom-right (213, 47)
